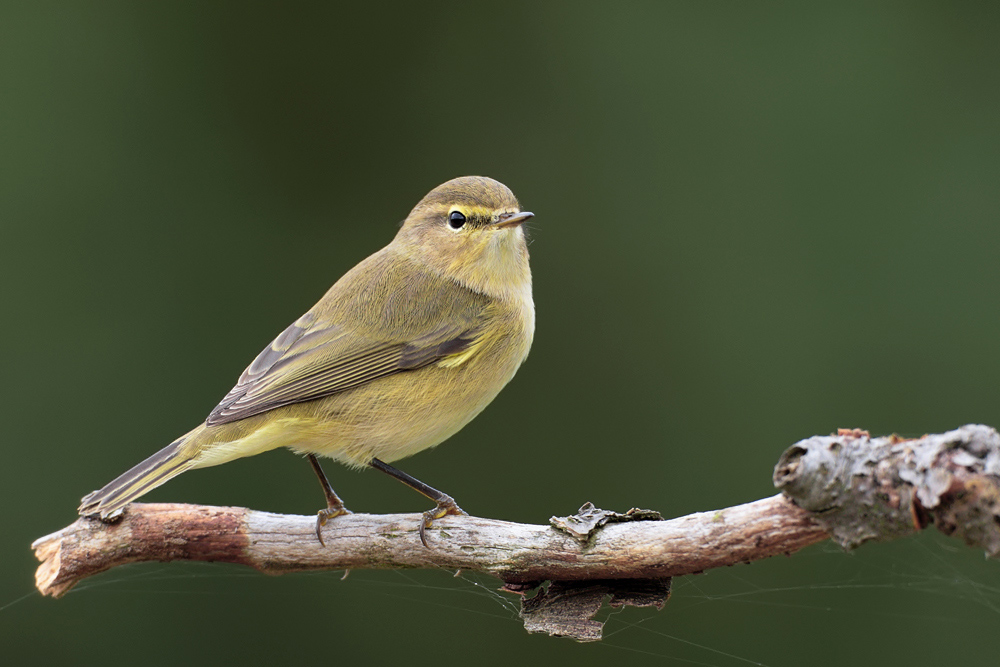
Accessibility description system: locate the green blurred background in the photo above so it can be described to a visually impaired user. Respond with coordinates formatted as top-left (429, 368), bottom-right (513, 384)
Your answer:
top-left (3, 2), bottom-right (999, 665)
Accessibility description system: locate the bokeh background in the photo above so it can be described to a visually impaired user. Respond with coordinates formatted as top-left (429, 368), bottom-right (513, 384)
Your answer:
top-left (3, 2), bottom-right (1000, 665)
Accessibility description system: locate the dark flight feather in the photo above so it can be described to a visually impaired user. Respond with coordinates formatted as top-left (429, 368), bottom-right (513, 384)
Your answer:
top-left (206, 315), bottom-right (482, 427)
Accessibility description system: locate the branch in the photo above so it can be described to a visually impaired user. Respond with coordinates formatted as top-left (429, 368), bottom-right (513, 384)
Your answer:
top-left (774, 424), bottom-right (1000, 557)
top-left (32, 495), bottom-right (824, 597)
top-left (32, 424), bottom-right (1000, 641)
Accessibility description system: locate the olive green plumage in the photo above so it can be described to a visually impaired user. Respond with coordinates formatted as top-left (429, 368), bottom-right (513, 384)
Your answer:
top-left (79, 176), bottom-right (535, 530)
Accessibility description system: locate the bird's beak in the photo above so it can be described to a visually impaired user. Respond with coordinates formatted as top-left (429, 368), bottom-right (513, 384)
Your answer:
top-left (496, 211), bottom-right (534, 228)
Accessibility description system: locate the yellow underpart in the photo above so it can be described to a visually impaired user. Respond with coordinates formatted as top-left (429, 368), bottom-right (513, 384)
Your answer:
top-left (192, 417), bottom-right (308, 468)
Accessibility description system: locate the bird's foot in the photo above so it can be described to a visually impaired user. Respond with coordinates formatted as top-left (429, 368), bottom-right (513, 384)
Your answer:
top-left (419, 496), bottom-right (467, 547)
top-left (315, 505), bottom-right (351, 546)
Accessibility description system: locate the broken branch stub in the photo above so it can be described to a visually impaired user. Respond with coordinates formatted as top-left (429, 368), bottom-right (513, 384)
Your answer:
top-left (774, 424), bottom-right (1000, 557)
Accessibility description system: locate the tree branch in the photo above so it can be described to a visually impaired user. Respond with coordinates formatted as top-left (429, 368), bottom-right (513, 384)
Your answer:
top-left (32, 494), bottom-right (825, 598)
top-left (32, 424), bottom-right (1000, 641)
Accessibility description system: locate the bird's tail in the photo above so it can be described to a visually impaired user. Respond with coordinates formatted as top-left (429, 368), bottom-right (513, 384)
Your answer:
top-left (78, 435), bottom-right (195, 520)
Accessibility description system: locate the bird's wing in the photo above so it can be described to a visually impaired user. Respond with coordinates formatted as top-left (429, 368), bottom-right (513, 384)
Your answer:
top-left (206, 311), bottom-right (481, 426)
top-left (205, 246), bottom-right (494, 428)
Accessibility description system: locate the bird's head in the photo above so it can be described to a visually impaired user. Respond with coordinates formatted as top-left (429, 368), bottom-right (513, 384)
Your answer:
top-left (396, 176), bottom-right (534, 299)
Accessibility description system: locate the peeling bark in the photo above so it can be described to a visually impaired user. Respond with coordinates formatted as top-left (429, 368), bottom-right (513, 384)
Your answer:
top-left (774, 424), bottom-right (1000, 556)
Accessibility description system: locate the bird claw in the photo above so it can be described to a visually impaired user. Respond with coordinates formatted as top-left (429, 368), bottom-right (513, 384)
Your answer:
top-left (419, 496), bottom-right (467, 547)
top-left (315, 506), bottom-right (351, 546)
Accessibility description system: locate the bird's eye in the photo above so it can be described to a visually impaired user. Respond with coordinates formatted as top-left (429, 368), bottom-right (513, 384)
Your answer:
top-left (448, 211), bottom-right (467, 230)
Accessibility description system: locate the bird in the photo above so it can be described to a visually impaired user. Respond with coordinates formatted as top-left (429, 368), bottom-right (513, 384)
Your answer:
top-left (78, 175), bottom-right (535, 546)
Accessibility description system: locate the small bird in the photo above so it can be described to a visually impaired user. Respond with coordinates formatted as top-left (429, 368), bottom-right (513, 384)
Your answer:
top-left (79, 176), bottom-right (535, 546)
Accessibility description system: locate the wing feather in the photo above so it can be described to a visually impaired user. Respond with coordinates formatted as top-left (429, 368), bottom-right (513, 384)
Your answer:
top-left (205, 284), bottom-right (486, 426)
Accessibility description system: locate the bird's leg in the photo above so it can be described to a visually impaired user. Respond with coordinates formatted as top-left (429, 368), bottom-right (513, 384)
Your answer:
top-left (369, 458), bottom-right (466, 547)
top-left (308, 454), bottom-right (350, 546)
